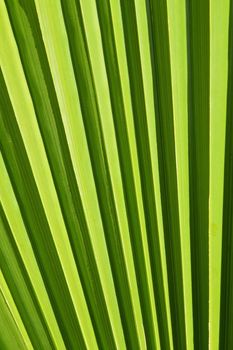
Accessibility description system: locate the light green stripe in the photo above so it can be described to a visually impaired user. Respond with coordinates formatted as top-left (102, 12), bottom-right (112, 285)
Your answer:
top-left (0, 288), bottom-right (28, 350)
top-left (209, 0), bottom-right (229, 348)
top-left (166, 0), bottom-right (193, 348)
top-left (0, 272), bottom-right (33, 350)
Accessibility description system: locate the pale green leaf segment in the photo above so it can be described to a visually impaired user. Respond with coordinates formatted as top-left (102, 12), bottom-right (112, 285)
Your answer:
top-left (0, 289), bottom-right (28, 350)
top-left (166, 0), bottom-right (193, 348)
top-left (209, 0), bottom-right (229, 348)
top-left (1, 0), bottom-right (232, 349)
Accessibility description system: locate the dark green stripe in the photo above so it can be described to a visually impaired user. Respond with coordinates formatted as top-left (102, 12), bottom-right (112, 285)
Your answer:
top-left (186, 0), bottom-right (209, 348)
top-left (220, 1), bottom-right (233, 348)
top-left (146, 1), bottom-right (187, 348)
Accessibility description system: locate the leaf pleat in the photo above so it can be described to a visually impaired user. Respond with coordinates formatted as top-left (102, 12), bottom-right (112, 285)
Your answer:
top-left (1, 0), bottom-right (233, 349)
top-left (0, 289), bottom-right (28, 350)
top-left (186, 0), bottom-right (210, 348)
top-left (145, 0), bottom-right (187, 348)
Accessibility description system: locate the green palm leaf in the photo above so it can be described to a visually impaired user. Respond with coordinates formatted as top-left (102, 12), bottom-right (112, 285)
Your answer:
top-left (0, 0), bottom-right (231, 349)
